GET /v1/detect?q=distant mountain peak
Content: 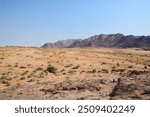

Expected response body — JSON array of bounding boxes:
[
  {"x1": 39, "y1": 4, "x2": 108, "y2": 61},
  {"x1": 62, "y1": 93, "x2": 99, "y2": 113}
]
[
  {"x1": 41, "y1": 33, "x2": 150, "y2": 48},
  {"x1": 41, "y1": 39, "x2": 82, "y2": 48}
]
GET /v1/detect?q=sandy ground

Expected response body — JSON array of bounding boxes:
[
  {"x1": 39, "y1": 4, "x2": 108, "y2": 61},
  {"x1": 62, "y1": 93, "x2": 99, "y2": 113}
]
[{"x1": 0, "y1": 47, "x2": 150, "y2": 99}]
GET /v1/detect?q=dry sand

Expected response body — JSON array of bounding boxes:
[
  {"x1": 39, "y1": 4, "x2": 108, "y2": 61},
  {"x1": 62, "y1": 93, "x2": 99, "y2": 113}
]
[{"x1": 0, "y1": 47, "x2": 150, "y2": 99}]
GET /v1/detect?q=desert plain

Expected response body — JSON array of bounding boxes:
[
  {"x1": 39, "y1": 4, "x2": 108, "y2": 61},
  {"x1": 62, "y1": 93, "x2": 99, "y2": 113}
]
[{"x1": 0, "y1": 47, "x2": 150, "y2": 99}]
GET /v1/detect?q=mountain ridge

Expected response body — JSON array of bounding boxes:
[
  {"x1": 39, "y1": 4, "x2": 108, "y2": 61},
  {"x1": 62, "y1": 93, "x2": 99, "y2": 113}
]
[
  {"x1": 41, "y1": 33, "x2": 150, "y2": 48},
  {"x1": 41, "y1": 39, "x2": 82, "y2": 48}
]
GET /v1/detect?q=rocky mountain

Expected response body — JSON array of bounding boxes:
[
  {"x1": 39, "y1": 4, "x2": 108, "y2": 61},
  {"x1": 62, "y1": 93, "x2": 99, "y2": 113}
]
[
  {"x1": 41, "y1": 39, "x2": 81, "y2": 48},
  {"x1": 69, "y1": 33, "x2": 150, "y2": 48},
  {"x1": 42, "y1": 33, "x2": 150, "y2": 48}
]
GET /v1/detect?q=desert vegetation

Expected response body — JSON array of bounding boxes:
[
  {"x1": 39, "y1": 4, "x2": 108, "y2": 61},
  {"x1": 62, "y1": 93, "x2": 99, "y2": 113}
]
[{"x1": 0, "y1": 47, "x2": 150, "y2": 99}]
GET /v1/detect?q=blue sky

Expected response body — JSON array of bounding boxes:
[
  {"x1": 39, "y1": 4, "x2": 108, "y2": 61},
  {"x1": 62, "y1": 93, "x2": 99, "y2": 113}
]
[{"x1": 0, "y1": 0, "x2": 150, "y2": 46}]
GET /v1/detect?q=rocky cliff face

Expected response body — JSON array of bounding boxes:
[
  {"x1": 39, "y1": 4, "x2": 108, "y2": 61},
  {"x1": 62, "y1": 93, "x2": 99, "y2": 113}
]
[{"x1": 42, "y1": 33, "x2": 150, "y2": 48}]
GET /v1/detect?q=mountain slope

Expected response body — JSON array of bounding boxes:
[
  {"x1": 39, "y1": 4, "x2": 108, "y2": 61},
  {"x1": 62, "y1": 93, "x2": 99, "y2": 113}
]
[
  {"x1": 42, "y1": 33, "x2": 150, "y2": 48},
  {"x1": 41, "y1": 39, "x2": 81, "y2": 48},
  {"x1": 70, "y1": 33, "x2": 150, "y2": 48}
]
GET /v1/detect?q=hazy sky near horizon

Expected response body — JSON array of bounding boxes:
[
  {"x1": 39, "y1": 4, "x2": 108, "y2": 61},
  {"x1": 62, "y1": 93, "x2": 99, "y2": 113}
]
[{"x1": 0, "y1": 0, "x2": 150, "y2": 46}]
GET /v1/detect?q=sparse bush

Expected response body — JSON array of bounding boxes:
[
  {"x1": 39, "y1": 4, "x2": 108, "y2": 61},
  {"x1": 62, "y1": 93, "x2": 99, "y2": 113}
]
[
  {"x1": 128, "y1": 65, "x2": 133, "y2": 68},
  {"x1": 27, "y1": 64, "x2": 32, "y2": 66},
  {"x1": 127, "y1": 70, "x2": 149, "y2": 76},
  {"x1": 92, "y1": 69, "x2": 96, "y2": 73},
  {"x1": 1, "y1": 80, "x2": 11, "y2": 86},
  {"x1": 36, "y1": 67, "x2": 43, "y2": 71},
  {"x1": 27, "y1": 75, "x2": 31, "y2": 78},
  {"x1": 144, "y1": 66, "x2": 147, "y2": 69},
  {"x1": 21, "y1": 70, "x2": 29, "y2": 75},
  {"x1": 20, "y1": 66, "x2": 26, "y2": 69},
  {"x1": 87, "y1": 69, "x2": 97, "y2": 74},
  {"x1": 47, "y1": 65, "x2": 57, "y2": 73},
  {"x1": 20, "y1": 77, "x2": 25, "y2": 80},
  {"x1": 117, "y1": 69, "x2": 126, "y2": 73},
  {"x1": 68, "y1": 70, "x2": 73, "y2": 74},
  {"x1": 112, "y1": 79, "x2": 116, "y2": 83},
  {"x1": 0, "y1": 57, "x2": 4, "y2": 59},
  {"x1": 101, "y1": 62, "x2": 106, "y2": 65},
  {"x1": 65, "y1": 64, "x2": 72, "y2": 67},
  {"x1": 116, "y1": 63, "x2": 120, "y2": 66},
  {"x1": 80, "y1": 70, "x2": 85, "y2": 74},
  {"x1": 72, "y1": 65, "x2": 80, "y2": 69},
  {"x1": 101, "y1": 69, "x2": 109, "y2": 73},
  {"x1": 2, "y1": 73, "x2": 6, "y2": 75},
  {"x1": 27, "y1": 79, "x2": 34, "y2": 82},
  {"x1": 60, "y1": 69, "x2": 65, "y2": 72},
  {"x1": 7, "y1": 64, "x2": 11, "y2": 67},
  {"x1": 111, "y1": 68, "x2": 126, "y2": 73}
]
